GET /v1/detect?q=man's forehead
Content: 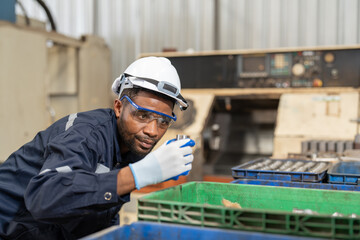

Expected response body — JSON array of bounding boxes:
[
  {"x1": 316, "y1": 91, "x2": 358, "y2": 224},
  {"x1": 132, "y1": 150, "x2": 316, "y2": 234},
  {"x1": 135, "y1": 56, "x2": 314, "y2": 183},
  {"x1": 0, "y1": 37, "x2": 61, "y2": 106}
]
[{"x1": 134, "y1": 90, "x2": 173, "y2": 104}]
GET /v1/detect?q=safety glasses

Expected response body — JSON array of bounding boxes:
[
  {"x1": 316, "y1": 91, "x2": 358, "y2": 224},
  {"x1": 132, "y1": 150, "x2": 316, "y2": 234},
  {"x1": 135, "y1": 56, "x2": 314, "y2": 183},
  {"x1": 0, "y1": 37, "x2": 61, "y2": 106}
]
[{"x1": 120, "y1": 95, "x2": 177, "y2": 129}]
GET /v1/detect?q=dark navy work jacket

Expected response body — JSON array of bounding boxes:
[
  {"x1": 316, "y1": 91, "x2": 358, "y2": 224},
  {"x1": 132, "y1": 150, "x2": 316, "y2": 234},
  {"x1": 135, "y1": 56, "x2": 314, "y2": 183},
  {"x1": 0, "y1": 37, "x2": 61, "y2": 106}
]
[{"x1": 0, "y1": 108, "x2": 141, "y2": 239}]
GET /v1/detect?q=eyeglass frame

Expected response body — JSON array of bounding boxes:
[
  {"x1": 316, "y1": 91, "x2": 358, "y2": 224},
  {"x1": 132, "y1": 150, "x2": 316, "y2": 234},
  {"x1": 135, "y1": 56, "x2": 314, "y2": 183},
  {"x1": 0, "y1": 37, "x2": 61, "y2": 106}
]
[{"x1": 120, "y1": 95, "x2": 177, "y2": 128}]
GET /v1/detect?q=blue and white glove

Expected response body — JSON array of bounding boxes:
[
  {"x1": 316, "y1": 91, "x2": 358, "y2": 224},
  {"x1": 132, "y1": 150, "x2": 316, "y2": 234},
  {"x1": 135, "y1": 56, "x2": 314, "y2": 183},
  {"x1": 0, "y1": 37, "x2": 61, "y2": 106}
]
[{"x1": 129, "y1": 138, "x2": 195, "y2": 190}]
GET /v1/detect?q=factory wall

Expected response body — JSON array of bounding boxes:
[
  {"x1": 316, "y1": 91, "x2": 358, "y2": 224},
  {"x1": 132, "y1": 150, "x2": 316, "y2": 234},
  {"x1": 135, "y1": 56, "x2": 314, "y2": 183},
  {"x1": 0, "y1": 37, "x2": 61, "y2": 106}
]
[{"x1": 17, "y1": 0, "x2": 360, "y2": 83}]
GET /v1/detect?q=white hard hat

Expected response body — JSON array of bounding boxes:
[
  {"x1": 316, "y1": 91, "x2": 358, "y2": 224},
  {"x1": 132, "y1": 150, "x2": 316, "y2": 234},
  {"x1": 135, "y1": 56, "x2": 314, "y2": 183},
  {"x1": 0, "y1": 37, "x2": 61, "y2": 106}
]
[{"x1": 112, "y1": 56, "x2": 188, "y2": 110}]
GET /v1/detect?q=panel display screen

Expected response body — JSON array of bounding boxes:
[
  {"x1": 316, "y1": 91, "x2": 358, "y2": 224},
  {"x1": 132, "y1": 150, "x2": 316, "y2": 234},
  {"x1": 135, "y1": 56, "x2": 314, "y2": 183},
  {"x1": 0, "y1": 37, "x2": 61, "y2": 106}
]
[
  {"x1": 270, "y1": 53, "x2": 291, "y2": 76},
  {"x1": 242, "y1": 56, "x2": 266, "y2": 73}
]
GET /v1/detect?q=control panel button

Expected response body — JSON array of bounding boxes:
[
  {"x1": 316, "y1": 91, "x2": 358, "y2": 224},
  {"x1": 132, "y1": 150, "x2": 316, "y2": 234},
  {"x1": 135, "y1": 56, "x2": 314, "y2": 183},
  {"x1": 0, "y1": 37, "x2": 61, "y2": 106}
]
[
  {"x1": 313, "y1": 78, "x2": 323, "y2": 87},
  {"x1": 324, "y1": 52, "x2": 335, "y2": 63},
  {"x1": 292, "y1": 63, "x2": 305, "y2": 76}
]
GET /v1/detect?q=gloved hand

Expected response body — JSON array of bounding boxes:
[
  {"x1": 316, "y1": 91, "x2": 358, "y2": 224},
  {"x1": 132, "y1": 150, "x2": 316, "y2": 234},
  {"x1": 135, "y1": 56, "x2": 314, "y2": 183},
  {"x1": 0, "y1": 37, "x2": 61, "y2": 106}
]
[{"x1": 129, "y1": 138, "x2": 195, "y2": 190}]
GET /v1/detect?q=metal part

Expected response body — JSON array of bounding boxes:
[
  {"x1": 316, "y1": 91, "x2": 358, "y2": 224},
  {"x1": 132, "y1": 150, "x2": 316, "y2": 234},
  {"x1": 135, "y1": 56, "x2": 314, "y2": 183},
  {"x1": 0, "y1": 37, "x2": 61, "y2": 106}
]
[
  {"x1": 319, "y1": 141, "x2": 327, "y2": 152},
  {"x1": 328, "y1": 141, "x2": 336, "y2": 152},
  {"x1": 345, "y1": 141, "x2": 354, "y2": 150},
  {"x1": 292, "y1": 208, "x2": 318, "y2": 215},
  {"x1": 336, "y1": 141, "x2": 345, "y2": 154},
  {"x1": 243, "y1": 158, "x2": 331, "y2": 174},
  {"x1": 301, "y1": 139, "x2": 355, "y2": 155},
  {"x1": 332, "y1": 212, "x2": 344, "y2": 217},
  {"x1": 176, "y1": 134, "x2": 190, "y2": 140},
  {"x1": 308, "y1": 162, "x2": 328, "y2": 173},
  {"x1": 310, "y1": 141, "x2": 318, "y2": 152}
]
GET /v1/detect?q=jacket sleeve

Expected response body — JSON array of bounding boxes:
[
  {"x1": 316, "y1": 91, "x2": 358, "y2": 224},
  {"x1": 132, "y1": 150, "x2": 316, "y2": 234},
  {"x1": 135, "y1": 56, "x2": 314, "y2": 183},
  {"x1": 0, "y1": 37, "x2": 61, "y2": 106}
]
[{"x1": 24, "y1": 126, "x2": 128, "y2": 223}]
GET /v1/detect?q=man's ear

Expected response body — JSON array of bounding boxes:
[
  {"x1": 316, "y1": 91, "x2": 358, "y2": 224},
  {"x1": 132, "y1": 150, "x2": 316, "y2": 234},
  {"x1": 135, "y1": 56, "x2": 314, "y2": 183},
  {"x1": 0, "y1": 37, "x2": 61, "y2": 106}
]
[{"x1": 114, "y1": 99, "x2": 123, "y2": 118}]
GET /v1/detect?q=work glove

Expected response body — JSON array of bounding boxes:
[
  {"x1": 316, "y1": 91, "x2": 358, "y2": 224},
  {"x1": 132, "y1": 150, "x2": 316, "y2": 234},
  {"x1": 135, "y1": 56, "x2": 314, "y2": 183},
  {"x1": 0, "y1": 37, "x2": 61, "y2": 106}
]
[{"x1": 129, "y1": 138, "x2": 195, "y2": 190}]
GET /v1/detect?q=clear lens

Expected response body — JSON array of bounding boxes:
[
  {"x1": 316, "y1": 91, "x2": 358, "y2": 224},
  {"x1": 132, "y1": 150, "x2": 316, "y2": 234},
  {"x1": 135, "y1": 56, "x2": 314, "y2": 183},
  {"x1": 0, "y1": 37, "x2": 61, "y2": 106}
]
[{"x1": 131, "y1": 109, "x2": 173, "y2": 129}]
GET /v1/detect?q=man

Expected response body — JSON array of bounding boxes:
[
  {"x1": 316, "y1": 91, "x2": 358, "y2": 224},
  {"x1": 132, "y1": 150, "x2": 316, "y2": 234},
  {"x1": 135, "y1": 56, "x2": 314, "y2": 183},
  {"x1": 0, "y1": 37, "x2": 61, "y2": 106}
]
[{"x1": 0, "y1": 57, "x2": 194, "y2": 239}]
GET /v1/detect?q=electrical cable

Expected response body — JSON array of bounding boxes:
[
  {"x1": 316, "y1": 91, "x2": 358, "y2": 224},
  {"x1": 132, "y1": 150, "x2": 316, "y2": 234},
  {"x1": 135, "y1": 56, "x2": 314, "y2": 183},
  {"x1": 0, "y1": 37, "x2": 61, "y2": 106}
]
[
  {"x1": 35, "y1": 0, "x2": 57, "y2": 31},
  {"x1": 16, "y1": 0, "x2": 30, "y2": 26}
]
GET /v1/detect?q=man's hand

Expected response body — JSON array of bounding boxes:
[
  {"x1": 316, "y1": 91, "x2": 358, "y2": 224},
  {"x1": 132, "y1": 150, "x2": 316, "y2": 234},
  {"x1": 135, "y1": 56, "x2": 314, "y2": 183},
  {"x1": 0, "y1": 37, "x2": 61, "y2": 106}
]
[{"x1": 128, "y1": 138, "x2": 195, "y2": 189}]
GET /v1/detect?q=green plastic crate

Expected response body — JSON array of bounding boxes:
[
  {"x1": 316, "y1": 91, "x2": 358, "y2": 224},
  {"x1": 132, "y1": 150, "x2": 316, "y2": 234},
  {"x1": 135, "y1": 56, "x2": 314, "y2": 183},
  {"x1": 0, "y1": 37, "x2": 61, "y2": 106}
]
[{"x1": 138, "y1": 182, "x2": 360, "y2": 239}]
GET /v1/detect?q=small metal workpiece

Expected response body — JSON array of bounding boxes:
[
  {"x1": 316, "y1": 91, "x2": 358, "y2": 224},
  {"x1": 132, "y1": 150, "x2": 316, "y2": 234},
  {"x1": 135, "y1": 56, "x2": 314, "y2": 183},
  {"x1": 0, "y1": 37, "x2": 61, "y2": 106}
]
[
  {"x1": 176, "y1": 134, "x2": 190, "y2": 140},
  {"x1": 244, "y1": 158, "x2": 330, "y2": 174},
  {"x1": 268, "y1": 161, "x2": 282, "y2": 170},
  {"x1": 292, "y1": 208, "x2": 318, "y2": 215},
  {"x1": 287, "y1": 161, "x2": 305, "y2": 172},
  {"x1": 332, "y1": 212, "x2": 344, "y2": 217},
  {"x1": 292, "y1": 208, "x2": 304, "y2": 214},
  {"x1": 309, "y1": 162, "x2": 328, "y2": 173}
]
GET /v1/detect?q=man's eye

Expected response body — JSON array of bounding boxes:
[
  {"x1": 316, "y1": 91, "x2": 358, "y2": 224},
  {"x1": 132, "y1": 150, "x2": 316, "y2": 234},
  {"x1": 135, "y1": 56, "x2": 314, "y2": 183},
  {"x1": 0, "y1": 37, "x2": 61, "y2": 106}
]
[
  {"x1": 139, "y1": 113, "x2": 147, "y2": 119},
  {"x1": 159, "y1": 118, "x2": 170, "y2": 127},
  {"x1": 136, "y1": 111, "x2": 150, "y2": 120}
]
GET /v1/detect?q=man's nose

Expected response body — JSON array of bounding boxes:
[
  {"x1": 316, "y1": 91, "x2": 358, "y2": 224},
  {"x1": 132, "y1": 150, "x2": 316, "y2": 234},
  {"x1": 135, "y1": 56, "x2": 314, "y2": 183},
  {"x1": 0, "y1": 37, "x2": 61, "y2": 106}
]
[{"x1": 143, "y1": 119, "x2": 159, "y2": 137}]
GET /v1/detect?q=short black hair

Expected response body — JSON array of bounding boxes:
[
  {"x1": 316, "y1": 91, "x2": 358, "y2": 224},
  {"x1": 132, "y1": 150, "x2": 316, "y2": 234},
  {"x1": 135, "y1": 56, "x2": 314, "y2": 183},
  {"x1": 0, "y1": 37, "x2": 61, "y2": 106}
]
[{"x1": 120, "y1": 87, "x2": 175, "y2": 108}]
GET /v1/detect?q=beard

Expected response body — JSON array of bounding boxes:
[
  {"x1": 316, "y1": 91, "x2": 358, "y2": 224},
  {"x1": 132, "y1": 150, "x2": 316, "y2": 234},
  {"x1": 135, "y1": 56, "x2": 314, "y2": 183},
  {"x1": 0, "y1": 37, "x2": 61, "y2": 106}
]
[{"x1": 118, "y1": 112, "x2": 158, "y2": 157}]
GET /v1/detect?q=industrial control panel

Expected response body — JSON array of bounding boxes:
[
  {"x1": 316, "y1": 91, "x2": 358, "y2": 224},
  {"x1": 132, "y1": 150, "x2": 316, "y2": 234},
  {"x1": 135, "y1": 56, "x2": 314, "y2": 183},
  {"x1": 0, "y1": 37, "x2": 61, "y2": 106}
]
[{"x1": 166, "y1": 47, "x2": 360, "y2": 88}]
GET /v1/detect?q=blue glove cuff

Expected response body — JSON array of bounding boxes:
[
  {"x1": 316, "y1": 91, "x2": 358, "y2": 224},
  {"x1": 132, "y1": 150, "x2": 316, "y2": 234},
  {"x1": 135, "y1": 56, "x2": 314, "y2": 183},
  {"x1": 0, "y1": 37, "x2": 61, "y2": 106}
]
[{"x1": 129, "y1": 163, "x2": 141, "y2": 190}]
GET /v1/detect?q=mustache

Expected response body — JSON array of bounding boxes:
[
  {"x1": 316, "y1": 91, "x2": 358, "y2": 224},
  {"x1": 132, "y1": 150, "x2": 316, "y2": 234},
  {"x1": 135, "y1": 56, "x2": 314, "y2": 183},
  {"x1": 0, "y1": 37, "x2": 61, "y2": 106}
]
[{"x1": 136, "y1": 135, "x2": 157, "y2": 145}]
